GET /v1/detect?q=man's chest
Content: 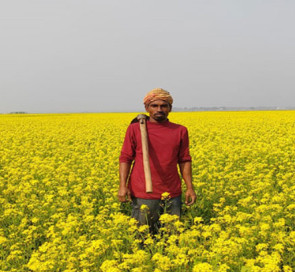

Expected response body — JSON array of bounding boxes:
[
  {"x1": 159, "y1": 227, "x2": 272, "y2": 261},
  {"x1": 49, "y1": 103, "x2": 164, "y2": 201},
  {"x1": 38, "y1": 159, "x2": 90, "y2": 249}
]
[{"x1": 135, "y1": 127, "x2": 181, "y2": 154}]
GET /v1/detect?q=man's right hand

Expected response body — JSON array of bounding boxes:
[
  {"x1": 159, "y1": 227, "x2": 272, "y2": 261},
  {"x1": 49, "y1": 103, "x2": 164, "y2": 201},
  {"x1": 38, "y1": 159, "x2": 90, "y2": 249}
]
[{"x1": 118, "y1": 186, "x2": 131, "y2": 202}]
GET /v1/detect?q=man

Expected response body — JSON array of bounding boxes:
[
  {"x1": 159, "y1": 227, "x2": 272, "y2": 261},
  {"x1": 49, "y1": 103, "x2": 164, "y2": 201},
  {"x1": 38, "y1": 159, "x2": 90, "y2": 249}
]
[{"x1": 118, "y1": 88, "x2": 196, "y2": 233}]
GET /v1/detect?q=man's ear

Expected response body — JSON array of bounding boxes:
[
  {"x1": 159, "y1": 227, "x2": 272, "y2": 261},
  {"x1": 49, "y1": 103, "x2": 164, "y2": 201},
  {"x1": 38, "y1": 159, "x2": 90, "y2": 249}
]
[{"x1": 169, "y1": 104, "x2": 172, "y2": 112}]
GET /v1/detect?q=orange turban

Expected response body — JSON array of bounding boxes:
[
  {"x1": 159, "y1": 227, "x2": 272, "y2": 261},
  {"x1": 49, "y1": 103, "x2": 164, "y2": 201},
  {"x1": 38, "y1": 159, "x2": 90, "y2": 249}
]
[{"x1": 143, "y1": 88, "x2": 173, "y2": 106}]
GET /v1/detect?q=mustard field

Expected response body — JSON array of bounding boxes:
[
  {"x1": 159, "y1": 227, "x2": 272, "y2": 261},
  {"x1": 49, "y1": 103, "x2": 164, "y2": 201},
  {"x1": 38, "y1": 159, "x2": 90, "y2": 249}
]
[{"x1": 1, "y1": 111, "x2": 295, "y2": 272}]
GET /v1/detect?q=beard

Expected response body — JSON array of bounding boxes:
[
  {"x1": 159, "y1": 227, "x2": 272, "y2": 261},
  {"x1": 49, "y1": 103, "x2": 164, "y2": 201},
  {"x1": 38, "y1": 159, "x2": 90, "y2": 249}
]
[{"x1": 153, "y1": 113, "x2": 167, "y2": 122}]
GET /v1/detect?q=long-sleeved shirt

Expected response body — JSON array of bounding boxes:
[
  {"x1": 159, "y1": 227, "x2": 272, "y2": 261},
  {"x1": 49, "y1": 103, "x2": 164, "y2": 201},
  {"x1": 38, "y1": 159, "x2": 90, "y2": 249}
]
[{"x1": 119, "y1": 120, "x2": 191, "y2": 199}]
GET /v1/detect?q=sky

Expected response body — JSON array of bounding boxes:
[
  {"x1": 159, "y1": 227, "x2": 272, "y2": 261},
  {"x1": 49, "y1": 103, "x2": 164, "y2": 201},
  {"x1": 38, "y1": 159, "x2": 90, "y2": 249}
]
[{"x1": 0, "y1": 0, "x2": 294, "y2": 113}]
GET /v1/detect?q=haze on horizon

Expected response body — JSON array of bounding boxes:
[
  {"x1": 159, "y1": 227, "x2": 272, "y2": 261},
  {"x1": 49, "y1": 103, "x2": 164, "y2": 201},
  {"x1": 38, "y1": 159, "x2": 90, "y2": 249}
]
[{"x1": 0, "y1": 1, "x2": 295, "y2": 114}]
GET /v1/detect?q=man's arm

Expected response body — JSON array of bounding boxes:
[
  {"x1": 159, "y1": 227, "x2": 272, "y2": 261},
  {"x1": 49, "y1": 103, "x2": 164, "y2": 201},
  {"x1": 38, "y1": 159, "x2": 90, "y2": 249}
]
[
  {"x1": 179, "y1": 161, "x2": 196, "y2": 206},
  {"x1": 118, "y1": 162, "x2": 132, "y2": 202}
]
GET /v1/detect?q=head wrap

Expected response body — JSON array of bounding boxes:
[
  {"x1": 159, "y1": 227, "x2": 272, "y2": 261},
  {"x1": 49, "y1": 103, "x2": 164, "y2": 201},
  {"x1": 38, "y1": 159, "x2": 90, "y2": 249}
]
[{"x1": 143, "y1": 88, "x2": 173, "y2": 106}]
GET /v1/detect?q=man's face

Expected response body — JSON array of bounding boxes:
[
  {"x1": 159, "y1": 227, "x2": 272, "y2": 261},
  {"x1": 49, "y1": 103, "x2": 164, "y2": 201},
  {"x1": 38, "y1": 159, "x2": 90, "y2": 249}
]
[{"x1": 145, "y1": 100, "x2": 171, "y2": 122}]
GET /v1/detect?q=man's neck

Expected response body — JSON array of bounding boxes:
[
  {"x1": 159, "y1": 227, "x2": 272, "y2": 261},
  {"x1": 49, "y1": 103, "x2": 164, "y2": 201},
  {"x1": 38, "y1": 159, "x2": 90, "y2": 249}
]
[{"x1": 149, "y1": 117, "x2": 168, "y2": 123}]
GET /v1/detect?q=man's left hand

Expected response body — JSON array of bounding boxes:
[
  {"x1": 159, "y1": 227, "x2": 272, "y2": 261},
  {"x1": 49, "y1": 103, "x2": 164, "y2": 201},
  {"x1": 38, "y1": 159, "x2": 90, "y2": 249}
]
[{"x1": 185, "y1": 188, "x2": 196, "y2": 206}]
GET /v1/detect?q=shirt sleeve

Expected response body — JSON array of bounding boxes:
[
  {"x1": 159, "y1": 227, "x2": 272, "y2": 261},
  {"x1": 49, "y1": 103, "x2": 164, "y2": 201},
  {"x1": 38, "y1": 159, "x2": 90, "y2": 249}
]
[
  {"x1": 178, "y1": 127, "x2": 192, "y2": 163},
  {"x1": 119, "y1": 124, "x2": 136, "y2": 163}
]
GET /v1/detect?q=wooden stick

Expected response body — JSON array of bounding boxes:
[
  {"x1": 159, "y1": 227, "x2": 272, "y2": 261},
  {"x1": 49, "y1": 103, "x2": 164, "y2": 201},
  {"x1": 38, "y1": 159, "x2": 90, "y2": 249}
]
[{"x1": 137, "y1": 114, "x2": 153, "y2": 193}]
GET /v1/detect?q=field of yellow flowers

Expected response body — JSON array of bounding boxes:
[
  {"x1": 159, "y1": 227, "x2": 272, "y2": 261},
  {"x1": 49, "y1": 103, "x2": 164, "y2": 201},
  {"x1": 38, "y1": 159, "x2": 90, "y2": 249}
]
[{"x1": 1, "y1": 111, "x2": 295, "y2": 272}]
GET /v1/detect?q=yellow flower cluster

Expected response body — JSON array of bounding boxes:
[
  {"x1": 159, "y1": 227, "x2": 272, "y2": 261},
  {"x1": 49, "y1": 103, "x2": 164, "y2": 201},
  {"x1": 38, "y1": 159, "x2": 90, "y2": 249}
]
[{"x1": 1, "y1": 111, "x2": 295, "y2": 271}]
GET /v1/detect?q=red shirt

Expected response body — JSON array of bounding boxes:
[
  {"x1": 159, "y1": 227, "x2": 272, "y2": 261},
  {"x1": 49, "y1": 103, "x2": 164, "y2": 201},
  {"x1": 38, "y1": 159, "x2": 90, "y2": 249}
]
[{"x1": 119, "y1": 120, "x2": 191, "y2": 199}]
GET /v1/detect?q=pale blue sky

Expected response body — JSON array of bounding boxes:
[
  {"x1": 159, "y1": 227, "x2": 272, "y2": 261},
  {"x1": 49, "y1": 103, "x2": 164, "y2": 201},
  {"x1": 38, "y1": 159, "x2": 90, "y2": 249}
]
[{"x1": 0, "y1": 0, "x2": 294, "y2": 113}]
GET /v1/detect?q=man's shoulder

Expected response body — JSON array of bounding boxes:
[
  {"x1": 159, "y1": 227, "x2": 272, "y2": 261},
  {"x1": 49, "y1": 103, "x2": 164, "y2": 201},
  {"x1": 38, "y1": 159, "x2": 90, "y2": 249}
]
[
  {"x1": 125, "y1": 121, "x2": 141, "y2": 135},
  {"x1": 168, "y1": 121, "x2": 188, "y2": 131}
]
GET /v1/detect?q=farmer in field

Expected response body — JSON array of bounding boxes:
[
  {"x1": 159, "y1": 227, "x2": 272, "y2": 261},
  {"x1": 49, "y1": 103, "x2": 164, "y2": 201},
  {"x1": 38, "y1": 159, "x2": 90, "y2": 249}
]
[{"x1": 118, "y1": 88, "x2": 196, "y2": 233}]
